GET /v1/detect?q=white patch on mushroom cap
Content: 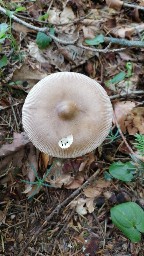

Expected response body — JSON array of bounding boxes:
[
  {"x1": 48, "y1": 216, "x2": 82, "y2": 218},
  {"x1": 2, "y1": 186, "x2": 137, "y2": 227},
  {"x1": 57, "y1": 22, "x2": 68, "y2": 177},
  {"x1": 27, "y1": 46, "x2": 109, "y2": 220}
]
[{"x1": 58, "y1": 134, "x2": 73, "y2": 149}]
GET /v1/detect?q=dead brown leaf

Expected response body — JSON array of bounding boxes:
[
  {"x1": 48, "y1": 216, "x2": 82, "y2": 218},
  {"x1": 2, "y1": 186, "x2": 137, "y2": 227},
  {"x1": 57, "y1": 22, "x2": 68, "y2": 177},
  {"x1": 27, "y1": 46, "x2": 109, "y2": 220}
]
[
  {"x1": 83, "y1": 180, "x2": 111, "y2": 198},
  {"x1": 125, "y1": 107, "x2": 144, "y2": 135},
  {"x1": 65, "y1": 174, "x2": 84, "y2": 189},
  {"x1": 106, "y1": 0, "x2": 123, "y2": 11},
  {"x1": 0, "y1": 132, "x2": 30, "y2": 157},
  {"x1": 70, "y1": 198, "x2": 88, "y2": 215},
  {"x1": 113, "y1": 101, "x2": 136, "y2": 133},
  {"x1": 12, "y1": 63, "x2": 48, "y2": 90},
  {"x1": 12, "y1": 22, "x2": 33, "y2": 36}
]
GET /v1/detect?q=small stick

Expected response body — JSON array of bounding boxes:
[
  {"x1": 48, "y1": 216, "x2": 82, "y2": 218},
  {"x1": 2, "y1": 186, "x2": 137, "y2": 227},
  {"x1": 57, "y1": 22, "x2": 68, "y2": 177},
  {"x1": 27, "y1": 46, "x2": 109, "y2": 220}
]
[
  {"x1": 19, "y1": 169, "x2": 100, "y2": 255},
  {"x1": 77, "y1": 43, "x2": 126, "y2": 53},
  {"x1": 123, "y1": 3, "x2": 144, "y2": 11},
  {"x1": 110, "y1": 90, "x2": 144, "y2": 100},
  {"x1": 16, "y1": 11, "x2": 92, "y2": 26}
]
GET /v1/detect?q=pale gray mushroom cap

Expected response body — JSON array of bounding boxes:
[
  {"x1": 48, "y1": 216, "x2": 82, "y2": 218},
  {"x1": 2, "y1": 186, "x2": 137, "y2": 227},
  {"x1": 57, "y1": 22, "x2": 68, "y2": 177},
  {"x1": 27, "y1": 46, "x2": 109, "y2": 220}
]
[{"x1": 22, "y1": 72, "x2": 113, "y2": 158}]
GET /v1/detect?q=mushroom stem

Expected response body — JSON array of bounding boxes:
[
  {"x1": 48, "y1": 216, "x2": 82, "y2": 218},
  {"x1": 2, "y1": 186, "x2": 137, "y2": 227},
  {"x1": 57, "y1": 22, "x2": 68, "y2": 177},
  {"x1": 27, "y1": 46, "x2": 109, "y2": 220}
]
[{"x1": 56, "y1": 101, "x2": 77, "y2": 120}]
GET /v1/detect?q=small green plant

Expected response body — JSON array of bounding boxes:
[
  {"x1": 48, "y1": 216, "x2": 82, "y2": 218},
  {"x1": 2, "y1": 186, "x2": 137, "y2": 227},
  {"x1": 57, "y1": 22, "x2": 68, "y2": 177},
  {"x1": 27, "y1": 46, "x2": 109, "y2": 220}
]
[
  {"x1": 85, "y1": 34, "x2": 104, "y2": 46},
  {"x1": 21, "y1": 165, "x2": 54, "y2": 199},
  {"x1": 111, "y1": 202, "x2": 144, "y2": 242},
  {"x1": 36, "y1": 27, "x2": 55, "y2": 49},
  {"x1": 38, "y1": 13, "x2": 49, "y2": 21},
  {"x1": 109, "y1": 161, "x2": 136, "y2": 181},
  {"x1": 106, "y1": 129, "x2": 120, "y2": 144},
  {"x1": 134, "y1": 134, "x2": 144, "y2": 156}
]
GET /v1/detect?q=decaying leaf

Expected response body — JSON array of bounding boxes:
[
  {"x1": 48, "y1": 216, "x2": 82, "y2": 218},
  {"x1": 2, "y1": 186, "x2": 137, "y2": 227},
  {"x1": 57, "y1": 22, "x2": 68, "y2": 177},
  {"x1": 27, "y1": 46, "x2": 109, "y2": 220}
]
[
  {"x1": 0, "y1": 132, "x2": 30, "y2": 157},
  {"x1": 70, "y1": 180, "x2": 111, "y2": 215},
  {"x1": 125, "y1": 107, "x2": 144, "y2": 135},
  {"x1": 22, "y1": 144, "x2": 38, "y2": 196},
  {"x1": 114, "y1": 101, "x2": 136, "y2": 133},
  {"x1": 65, "y1": 174, "x2": 84, "y2": 189},
  {"x1": 28, "y1": 42, "x2": 47, "y2": 63},
  {"x1": 83, "y1": 180, "x2": 111, "y2": 198},
  {"x1": 12, "y1": 22, "x2": 33, "y2": 36},
  {"x1": 70, "y1": 198, "x2": 88, "y2": 215},
  {"x1": 48, "y1": 6, "x2": 75, "y2": 24}
]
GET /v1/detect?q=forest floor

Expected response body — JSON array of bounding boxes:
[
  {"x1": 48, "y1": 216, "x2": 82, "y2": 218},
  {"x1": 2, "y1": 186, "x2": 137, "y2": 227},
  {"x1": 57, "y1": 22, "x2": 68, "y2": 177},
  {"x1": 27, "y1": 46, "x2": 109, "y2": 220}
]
[{"x1": 0, "y1": 0, "x2": 144, "y2": 255}]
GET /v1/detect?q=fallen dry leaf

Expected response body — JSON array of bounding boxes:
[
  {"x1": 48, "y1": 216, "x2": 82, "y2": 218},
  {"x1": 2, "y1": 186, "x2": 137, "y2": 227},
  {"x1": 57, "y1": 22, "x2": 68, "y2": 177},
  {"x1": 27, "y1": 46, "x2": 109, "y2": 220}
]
[
  {"x1": 12, "y1": 22, "x2": 33, "y2": 36},
  {"x1": 114, "y1": 101, "x2": 136, "y2": 133},
  {"x1": 71, "y1": 198, "x2": 87, "y2": 215},
  {"x1": 0, "y1": 132, "x2": 30, "y2": 157},
  {"x1": 48, "y1": 6, "x2": 75, "y2": 25},
  {"x1": 86, "y1": 198, "x2": 95, "y2": 213},
  {"x1": 60, "y1": 6, "x2": 75, "y2": 23},
  {"x1": 125, "y1": 107, "x2": 144, "y2": 135},
  {"x1": 12, "y1": 64, "x2": 47, "y2": 88},
  {"x1": 65, "y1": 174, "x2": 84, "y2": 189},
  {"x1": 83, "y1": 180, "x2": 111, "y2": 198},
  {"x1": 28, "y1": 42, "x2": 47, "y2": 63},
  {"x1": 22, "y1": 144, "x2": 38, "y2": 196},
  {"x1": 106, "y1": 0, "x2": 123, "y2": 11}
]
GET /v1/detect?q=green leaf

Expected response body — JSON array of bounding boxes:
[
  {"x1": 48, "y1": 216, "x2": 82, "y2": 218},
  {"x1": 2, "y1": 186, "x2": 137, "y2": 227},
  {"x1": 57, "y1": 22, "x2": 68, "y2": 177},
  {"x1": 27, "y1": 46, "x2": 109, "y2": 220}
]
[
  {"x1": 126, "y1": 62, "x2": 133, "y2": 78},
  {"x1": 15, "y1": 7, "x2": 26, "y2": 12},
  {"x1": 85, "y1": 34, "x2": 104, "y2": 46},
  {"x1": 106, "y1": 71, "x2": 126, "y2": 87},
  {"x1": 6, "y1": 9, "x2": 14, "y2": 18},
  {"x1": 0, "y1": 23, "x2": 9, "y2": 39},
  {"x1": 111, "y1": 202, "x2": 144, "y2": 242},
  {"x1": 38, "y1": 13, "x2": 49, "y2": 21},
  {"x1": 0, "y1": 55, "x2": 8, "y2": 68},
  {"x1": 104, "y1": 171, "x2": 113, "y2": 181},
  {"x1": 36, "y1": 28, "x2": 54, "y2": 49},
  {"x1": 109, "y1": 161, "x2": 135, "y2": 181}
]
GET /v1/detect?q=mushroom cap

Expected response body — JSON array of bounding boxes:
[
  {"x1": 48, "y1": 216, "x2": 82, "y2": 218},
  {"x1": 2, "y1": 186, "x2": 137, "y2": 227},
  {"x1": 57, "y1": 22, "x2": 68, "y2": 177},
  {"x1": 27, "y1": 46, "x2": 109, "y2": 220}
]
[{"x1": 22, "y1": 72, "x2": 113, "y2": 158}]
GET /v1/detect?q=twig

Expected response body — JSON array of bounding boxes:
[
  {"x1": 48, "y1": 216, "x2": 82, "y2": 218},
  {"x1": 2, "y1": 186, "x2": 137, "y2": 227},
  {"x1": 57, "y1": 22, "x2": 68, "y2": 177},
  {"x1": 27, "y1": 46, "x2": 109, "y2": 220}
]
[
  {"x1": 16, "y1": 11, "x2": 92, "y2": 26},
  {"x1": 0, "y1": 6, "x2": 77, "y2": 45},
  {"x1": 105, "y1": 36, "x2": 144, "y2": 48},
  {"x1": 77, "y1": 43, "x2": 126, "y2": 53},
  {"x1": 110, "y1": 90, "x2": 144, "y2": 100},
  {"x1": 123, "y1": 3, "x2": 144, "y2": 11},
  {"x1": 19, "y1": 169, "x2": 100, "y2": 255}
]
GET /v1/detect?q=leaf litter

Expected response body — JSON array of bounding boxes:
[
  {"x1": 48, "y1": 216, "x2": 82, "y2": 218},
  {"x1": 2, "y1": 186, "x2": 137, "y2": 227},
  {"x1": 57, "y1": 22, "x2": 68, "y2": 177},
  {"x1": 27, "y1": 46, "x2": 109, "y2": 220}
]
[{"x1": 0, "y1": 0, "x2": 144, "y2": 255}]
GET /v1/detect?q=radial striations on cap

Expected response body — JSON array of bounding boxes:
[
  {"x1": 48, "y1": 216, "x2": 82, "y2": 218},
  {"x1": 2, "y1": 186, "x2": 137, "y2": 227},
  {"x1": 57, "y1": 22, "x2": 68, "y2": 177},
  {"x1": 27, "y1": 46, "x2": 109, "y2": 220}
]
[{"x1": 22, "y1": 72, "x2": 113, "y2": 158}]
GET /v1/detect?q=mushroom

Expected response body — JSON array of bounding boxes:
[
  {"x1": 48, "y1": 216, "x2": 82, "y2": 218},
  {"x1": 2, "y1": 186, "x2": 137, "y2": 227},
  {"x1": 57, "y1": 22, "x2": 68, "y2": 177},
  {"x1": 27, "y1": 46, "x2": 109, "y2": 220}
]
[{"x1": 22, "y1": 72, "x2": 113, "y2": 158}]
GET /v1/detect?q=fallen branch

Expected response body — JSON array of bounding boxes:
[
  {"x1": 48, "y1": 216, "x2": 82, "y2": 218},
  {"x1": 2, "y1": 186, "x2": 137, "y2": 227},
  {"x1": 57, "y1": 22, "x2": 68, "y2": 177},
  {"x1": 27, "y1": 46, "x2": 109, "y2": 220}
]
[
  {"x1": 105, "y1": 37, "x2": 144, "y2": 48},
  {"x1": 78, "y1": 43, "x2": 126, "y2": 53},
  {"x1": 0, "y1": 6, "x2": 78, "y2": 45},
  {"x1": 110, "y1": 90, "x2": 144, "y2": 100},
  {"x1": 123, "y1": 2, "x2": 144, "y2": 11},
  {"x1": 16, "y1": 11, "x2": 92, "y2": 27},
  {"x1": 1, "y1": 5, "x2": 144, "y2": 50},
  {"x1": 19, "y1": 169, "x2": 100, "y2": 255}
]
